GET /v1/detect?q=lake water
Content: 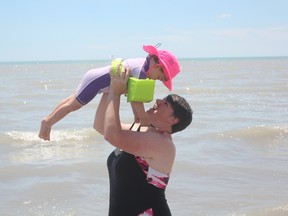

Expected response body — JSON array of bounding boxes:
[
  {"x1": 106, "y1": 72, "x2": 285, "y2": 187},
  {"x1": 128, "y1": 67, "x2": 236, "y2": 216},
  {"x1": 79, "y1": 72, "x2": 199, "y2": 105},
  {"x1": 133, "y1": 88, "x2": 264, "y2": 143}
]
[{"x1": 0, "y1": 57, "x2": 288, "y2": 215}]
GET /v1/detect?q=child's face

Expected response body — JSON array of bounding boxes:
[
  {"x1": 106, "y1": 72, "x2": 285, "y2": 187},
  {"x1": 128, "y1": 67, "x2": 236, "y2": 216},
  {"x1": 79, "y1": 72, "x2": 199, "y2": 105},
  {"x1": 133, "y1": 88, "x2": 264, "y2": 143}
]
[{"x1": 146, "y1": 64, "x2": 167, "y2": 81}]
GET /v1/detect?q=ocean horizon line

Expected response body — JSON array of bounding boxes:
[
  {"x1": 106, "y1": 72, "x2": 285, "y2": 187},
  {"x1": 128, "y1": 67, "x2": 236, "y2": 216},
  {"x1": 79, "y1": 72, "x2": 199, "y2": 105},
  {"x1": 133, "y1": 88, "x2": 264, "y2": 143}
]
[{"x1": 1, "y1": 55, "x2": 288, "y2": 65}]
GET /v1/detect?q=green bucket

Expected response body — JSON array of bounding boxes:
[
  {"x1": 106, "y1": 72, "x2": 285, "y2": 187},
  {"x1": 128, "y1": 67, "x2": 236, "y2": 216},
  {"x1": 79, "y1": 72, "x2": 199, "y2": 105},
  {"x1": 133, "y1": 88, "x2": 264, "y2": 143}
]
[
  {"x1": 127, "y1": 77, "x2": 155, "y2": 103},
  {"x1": 111, "y1": 58, "x2": 155, "y2": 103}
]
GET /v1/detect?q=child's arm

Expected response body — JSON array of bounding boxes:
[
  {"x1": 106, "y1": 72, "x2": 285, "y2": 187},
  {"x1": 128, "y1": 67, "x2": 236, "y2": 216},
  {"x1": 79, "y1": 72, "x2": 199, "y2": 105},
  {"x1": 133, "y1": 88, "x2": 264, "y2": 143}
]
[
  {"x1": 131, "y1": 102, "x2": 140, "y2": 123},
  {"x1": 130, "y1": 102, "x2": 150, "y2": 127}
]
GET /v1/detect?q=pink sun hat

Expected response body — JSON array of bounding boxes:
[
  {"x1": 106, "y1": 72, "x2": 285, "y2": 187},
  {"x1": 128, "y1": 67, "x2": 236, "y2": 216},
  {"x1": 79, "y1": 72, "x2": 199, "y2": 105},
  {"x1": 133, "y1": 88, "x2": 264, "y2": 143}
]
[{"x1": 143, "y1": 45, "x2": 180, "y2": 91}]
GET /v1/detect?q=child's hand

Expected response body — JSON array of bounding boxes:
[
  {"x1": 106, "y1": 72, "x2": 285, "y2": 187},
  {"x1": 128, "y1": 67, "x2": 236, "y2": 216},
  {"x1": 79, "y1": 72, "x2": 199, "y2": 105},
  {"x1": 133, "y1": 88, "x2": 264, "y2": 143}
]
[
  {"x1": 133, "y1": 112, "x2": 150, "y2": 126},
  {"x1": 139, "y1": 116, "x2": 150, "y2": 127},
  {"x1": 130, "y1": 101, "x2": 149, "y2": 126},
  {"x1": 134, "y1": 114, "x2": 140, "y2": 123}
]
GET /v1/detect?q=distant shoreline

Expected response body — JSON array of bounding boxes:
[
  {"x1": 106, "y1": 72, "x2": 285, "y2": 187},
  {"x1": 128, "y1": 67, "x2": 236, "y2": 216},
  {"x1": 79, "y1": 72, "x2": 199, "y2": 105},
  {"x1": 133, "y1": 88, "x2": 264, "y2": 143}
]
[{"x1": 1, "y1": 56, "x2": 288, "y2": 65}]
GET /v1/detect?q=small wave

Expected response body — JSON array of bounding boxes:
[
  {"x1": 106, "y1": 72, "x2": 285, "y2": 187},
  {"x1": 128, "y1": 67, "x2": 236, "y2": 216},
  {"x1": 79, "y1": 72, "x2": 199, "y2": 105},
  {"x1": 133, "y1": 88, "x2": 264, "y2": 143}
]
[
  {"x1": 1, "y1": 128, "x2": 106, "y2": 164},
  {"x1": 244, "y1": 203, "x2": 288, "y2": 216},
  {"x1": 2, "y1": 128, "x2": 100, "y2": 145},
  {"x1": 217, "y1": 125, "x2": 288, "y2": 145}
]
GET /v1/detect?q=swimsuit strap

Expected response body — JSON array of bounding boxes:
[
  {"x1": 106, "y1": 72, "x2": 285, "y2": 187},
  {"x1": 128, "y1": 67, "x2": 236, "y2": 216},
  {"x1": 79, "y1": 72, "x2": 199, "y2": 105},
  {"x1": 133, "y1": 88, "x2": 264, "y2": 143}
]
[
  {"x1": 129, "y1": 122, "x2": 141, "y2": 132},
  {"x1": 130, "y1": 123, "x2": 171, "y2": 134}
]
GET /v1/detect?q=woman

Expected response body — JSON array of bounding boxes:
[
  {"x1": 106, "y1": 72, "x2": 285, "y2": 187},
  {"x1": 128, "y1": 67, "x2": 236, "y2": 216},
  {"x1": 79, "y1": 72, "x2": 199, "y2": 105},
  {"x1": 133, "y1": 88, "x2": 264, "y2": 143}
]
[{"x1": 95, "y1": 67, "x2": 192, "y2": 215}]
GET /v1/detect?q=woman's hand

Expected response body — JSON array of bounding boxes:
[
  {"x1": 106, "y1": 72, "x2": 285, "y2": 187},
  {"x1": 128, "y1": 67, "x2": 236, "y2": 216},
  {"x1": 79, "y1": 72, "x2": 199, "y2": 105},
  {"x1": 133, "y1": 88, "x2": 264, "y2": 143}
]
[{"x1": 109, "y1": 64, "x2": 130, "y2": 95}]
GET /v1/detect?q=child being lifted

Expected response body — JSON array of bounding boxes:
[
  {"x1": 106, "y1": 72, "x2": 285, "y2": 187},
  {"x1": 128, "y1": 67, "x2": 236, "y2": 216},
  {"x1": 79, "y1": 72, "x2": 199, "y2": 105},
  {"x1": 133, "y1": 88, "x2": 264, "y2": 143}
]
[{"x1": 38, "y1": 44, "x2": 180, "y2": 141}]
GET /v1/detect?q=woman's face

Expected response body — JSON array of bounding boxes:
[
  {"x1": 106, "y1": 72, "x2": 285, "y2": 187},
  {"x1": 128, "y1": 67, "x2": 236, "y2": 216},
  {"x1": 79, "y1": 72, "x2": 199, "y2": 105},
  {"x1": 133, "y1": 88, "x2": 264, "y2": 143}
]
[{"x1": 148, "y1": 98, "x2": 174, "y2": 119}]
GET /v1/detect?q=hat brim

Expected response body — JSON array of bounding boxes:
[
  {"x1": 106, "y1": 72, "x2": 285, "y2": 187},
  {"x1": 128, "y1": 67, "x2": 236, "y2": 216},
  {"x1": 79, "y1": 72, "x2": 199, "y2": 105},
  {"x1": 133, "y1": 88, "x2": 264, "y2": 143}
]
[
  {"x1": 158, "y1": 57, "x2": 172, "y2": 90},
  {"x1": 143, "y1": 45, "x2": 158, "y2": 56},
  {"x1": 162, "y1": 79, "x2": 172, "y2": 91}
]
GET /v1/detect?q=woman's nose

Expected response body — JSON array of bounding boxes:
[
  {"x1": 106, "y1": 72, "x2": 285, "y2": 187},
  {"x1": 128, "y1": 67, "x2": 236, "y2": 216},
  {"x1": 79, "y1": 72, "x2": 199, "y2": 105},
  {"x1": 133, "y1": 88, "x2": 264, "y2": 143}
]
[{"x1": 156, "y1": 99, "x2": 164, "y2": 105}]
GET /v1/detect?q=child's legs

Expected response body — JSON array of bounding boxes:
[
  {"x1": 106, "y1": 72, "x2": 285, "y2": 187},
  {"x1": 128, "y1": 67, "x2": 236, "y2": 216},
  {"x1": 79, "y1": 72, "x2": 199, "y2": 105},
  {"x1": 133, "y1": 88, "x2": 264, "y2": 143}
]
[
  {"x1": 48, "y1": 94, "x2": 77, "y2": 117},
  {"x1": 39, "y1": 94, "x2": 83, "y2": 141},
  {"x1": 46, "y1": 93, "x2": 83, "y2": 126}
]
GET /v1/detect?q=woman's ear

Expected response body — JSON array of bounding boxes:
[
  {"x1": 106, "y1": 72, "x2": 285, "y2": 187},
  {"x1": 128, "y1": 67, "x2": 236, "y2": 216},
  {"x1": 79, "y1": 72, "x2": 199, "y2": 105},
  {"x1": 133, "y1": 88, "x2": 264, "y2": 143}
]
[{"x1": 169, "y1": 116, "x2": 179, "y2": 125}]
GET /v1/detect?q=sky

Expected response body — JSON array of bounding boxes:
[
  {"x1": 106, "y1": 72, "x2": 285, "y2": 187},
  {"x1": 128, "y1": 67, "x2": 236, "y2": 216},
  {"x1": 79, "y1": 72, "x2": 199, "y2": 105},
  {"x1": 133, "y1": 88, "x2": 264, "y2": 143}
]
[{"x1": 1, "y1": 0, "x2": 288, "y2": 62}]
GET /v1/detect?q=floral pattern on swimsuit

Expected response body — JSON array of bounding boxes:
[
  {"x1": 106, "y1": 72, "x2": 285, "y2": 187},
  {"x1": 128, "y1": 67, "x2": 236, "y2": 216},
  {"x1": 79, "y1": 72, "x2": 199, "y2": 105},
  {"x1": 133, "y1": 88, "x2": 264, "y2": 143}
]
[
  {"x1": 138, "y1": 208, "x2": 153, "y2": 216},
  {"x1": 135, "y1": 156, "x2": 170, "y2": 189}
]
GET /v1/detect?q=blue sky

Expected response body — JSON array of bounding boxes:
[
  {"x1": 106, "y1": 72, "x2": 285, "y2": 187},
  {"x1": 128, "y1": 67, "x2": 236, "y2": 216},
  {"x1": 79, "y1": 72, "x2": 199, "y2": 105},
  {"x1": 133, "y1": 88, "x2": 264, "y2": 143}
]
[{"x1": 1, "y1": 0, "x2": 288, "y2": 61}]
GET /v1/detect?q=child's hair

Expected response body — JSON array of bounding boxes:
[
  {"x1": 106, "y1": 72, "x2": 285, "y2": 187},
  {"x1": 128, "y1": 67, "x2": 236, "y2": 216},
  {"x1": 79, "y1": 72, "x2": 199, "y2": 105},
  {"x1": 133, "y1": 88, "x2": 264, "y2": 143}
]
[{"x1": 149, "y1": 55, "x2": 159, "y2": 63}]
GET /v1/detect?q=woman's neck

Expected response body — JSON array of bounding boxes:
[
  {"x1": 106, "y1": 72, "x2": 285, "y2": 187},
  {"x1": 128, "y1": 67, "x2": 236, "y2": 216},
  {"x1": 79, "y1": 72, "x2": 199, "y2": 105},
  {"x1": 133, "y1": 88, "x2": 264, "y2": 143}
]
[{"x1": 149, "y1": 123, "x2": 171, "y2": 135}]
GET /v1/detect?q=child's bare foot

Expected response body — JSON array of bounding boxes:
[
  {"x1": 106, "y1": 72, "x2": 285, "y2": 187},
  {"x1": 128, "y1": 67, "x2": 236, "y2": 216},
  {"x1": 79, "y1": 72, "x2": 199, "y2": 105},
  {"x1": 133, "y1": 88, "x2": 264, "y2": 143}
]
[{"x1": 38, "y1": 118, "x2": 52, "y2": 141}]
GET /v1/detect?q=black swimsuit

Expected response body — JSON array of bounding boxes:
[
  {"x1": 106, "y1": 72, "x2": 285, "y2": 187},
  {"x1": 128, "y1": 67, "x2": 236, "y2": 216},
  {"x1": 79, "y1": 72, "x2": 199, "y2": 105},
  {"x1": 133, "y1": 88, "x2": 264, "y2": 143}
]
[{"x1": 107, "y1": 143, "x2": 172, "y2": 216}]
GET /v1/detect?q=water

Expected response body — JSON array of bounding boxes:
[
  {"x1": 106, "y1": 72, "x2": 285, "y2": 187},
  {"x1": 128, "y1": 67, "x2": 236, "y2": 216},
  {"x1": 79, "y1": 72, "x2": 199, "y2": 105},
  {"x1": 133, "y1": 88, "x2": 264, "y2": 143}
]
[{"x1": 1, "y1": 57, "x2": 288, "y2": 215}]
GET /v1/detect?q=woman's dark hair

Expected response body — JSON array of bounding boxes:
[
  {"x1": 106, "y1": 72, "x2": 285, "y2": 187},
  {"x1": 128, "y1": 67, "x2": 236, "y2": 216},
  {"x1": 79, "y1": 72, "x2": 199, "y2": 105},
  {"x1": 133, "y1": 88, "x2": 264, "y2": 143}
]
[{"x1": 164, "y1": 94, "x2": 193, "y2": 134}]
